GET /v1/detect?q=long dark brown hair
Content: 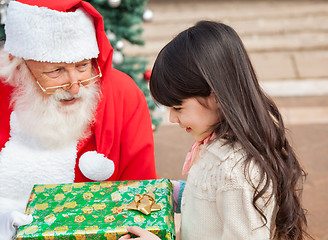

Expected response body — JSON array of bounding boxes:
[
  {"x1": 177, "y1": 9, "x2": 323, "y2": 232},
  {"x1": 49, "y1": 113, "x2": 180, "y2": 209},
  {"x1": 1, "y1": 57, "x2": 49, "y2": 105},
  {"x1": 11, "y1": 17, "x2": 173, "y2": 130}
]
[{"x1": 150, "y1": 20, "x2": 310, "y2": 239}]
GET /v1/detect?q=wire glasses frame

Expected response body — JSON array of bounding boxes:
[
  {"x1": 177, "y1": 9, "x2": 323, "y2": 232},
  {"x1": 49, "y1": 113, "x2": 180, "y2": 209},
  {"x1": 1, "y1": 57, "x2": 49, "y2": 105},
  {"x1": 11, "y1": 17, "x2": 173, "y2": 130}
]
[{"x1": 24, "y1": 60, "x2": 102, "y2": 95}]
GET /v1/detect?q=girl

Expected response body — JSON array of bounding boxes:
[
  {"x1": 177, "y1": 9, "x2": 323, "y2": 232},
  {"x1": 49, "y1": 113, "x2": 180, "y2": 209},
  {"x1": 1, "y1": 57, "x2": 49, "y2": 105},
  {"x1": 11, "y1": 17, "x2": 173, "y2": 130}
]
[{"x1": 120, "y1": 21, "x2": 310, "y2": 239}]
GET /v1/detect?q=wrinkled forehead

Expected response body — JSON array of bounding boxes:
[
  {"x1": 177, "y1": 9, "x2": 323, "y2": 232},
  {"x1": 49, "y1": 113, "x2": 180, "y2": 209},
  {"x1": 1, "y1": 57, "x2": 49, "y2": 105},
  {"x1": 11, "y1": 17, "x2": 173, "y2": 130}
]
[{"x1": 24, "y1": 59, "x2": 94, "y2": 73}]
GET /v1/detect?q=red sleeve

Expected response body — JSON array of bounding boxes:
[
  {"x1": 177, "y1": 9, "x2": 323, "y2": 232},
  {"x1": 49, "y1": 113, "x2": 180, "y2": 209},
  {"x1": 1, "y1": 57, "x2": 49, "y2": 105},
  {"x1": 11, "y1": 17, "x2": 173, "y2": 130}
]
[
  {"x1": 117, "y1": 89, "x2": 157, "y2": 180},
  {"x1": 0, "y1": 82, "x2": 13, "y2": 150},
  {"x1": 76, "y1": 68, "x2": 158, "y2": 182}
]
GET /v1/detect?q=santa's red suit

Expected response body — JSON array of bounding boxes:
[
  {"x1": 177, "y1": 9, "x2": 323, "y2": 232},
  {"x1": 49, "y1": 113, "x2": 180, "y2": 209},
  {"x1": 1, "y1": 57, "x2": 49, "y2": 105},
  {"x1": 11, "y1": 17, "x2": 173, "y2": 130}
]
[{"x1": 0, "y1": 0, "x2": 157, "y2": 216}]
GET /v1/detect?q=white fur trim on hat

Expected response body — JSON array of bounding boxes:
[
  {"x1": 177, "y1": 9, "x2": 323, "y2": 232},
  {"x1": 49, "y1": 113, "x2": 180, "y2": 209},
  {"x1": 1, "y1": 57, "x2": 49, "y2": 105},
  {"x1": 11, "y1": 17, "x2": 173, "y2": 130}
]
[
  {"x1": 4, "y1": 1, "x2": 99, "y2": 63},
  {"x1": 79, "y1": 151, "x2": 115, "y2": 181}
]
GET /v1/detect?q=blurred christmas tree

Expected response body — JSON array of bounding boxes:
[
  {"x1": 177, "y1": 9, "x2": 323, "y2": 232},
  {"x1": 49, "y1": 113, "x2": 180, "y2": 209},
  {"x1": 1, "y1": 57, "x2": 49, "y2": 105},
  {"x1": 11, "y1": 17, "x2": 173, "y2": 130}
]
[
  {"x1": 0, "y1": 0, "x2": 162, "y2": 130},
  {"x1": 0, "y1": 0, "x2": 9, "y2": 41}
]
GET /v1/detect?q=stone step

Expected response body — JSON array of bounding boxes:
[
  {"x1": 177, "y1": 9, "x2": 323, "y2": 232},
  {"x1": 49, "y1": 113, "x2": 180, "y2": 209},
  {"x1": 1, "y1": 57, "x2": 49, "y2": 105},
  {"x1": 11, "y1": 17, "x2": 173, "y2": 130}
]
[
  {"x1": 249, "y1": 51, "x2": 328, "y2": 81},
  {"x1": 147, "y1": 1, "x2": 328, "y2": 23},
  {"x1": 122, "y1": 1, "x2": 328, "y2": 82},
  {"x1": 125, "y1": 48, "x2": 328, "y2": 81},
  {"x1": 261, "y1": 79, "x2": 328, "y2": 97},
  {"x1": 125, "y1": 33, "x2": 328, "y2": 57},
  {"x1": 144, "y1": 8, "x2": 328, "y2": 42},
  {"x1": 140, "y1": 1, "x2": 328, "y2": 50}
]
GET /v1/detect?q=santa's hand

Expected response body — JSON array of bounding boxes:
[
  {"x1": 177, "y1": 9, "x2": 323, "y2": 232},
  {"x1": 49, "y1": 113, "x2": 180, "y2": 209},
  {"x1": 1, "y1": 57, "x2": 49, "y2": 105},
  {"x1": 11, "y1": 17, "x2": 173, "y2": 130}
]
[{"x1": 0, "y1": 211, "x2": 33, "y2": 240}]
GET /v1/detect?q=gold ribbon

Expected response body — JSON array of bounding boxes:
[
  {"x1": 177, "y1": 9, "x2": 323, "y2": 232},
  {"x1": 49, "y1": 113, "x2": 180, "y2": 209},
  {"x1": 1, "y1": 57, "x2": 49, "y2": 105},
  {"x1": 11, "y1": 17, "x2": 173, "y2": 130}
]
[{"x1": 126, "y1": 191, "x2": 161, "y2": 215}]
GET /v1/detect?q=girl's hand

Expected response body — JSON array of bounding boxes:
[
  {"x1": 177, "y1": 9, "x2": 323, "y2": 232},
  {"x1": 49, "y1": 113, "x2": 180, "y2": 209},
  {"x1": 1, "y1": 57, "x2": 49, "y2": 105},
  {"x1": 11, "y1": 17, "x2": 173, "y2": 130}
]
[{"x1": 119, "y1": 226, "x2": 160, "y2": 240}]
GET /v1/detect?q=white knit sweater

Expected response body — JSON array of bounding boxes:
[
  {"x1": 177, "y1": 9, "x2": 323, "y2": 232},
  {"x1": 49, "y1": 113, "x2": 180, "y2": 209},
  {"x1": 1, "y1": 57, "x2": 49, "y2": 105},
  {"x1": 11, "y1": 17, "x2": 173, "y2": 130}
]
[{"x1": 180, "y1": 139, "x2": 276, "y2": 240}]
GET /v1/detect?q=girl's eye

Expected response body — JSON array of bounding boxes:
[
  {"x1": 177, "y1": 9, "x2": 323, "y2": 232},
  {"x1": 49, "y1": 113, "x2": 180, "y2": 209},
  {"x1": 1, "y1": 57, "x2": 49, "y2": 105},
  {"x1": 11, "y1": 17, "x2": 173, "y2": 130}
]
[{"x1": 173, "y1": 107, "x2": 182, "y2": 111}]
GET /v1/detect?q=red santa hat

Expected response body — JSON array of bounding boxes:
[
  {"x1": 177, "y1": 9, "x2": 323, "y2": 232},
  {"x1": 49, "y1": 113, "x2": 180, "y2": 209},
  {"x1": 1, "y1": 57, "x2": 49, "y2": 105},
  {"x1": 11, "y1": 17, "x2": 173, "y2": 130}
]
[
  {"x1": 4, "y1": 1, "x2": 99, "y2": 63},
  {"x1": 2, "y1": 0, "x2": 116, "y2": 181},
  {"x1": 4, "y1": 0, "x2": 113, "y2": 68}
]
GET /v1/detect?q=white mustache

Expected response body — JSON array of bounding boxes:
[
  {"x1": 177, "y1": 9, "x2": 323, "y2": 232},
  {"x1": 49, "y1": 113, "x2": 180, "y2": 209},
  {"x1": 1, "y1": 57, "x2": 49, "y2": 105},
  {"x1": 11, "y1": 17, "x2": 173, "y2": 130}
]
[{"x1": 53, "y1": 90, "x2": 81, "y2": 101}]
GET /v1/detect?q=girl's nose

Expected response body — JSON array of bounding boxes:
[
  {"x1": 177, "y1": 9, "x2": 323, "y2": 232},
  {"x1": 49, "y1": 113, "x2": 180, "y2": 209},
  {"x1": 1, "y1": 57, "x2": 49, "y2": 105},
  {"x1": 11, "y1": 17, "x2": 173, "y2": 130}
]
[{"x1": 169, "y1": 108, "x2": 179, "y2": 123}]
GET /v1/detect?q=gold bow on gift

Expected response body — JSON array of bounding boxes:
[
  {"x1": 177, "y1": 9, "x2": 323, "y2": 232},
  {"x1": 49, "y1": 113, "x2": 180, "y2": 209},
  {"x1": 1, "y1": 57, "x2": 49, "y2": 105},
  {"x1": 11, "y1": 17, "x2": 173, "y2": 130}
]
[{"x1": 126, "y1": 191, "x2": 161, "y2": 215}]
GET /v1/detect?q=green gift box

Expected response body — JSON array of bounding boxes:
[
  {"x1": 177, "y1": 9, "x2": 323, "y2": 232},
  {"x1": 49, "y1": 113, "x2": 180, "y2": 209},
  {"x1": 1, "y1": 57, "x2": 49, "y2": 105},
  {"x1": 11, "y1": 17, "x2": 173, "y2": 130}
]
[{"x1": 15, "y1": 178, "x2": 175, "y2": 240}]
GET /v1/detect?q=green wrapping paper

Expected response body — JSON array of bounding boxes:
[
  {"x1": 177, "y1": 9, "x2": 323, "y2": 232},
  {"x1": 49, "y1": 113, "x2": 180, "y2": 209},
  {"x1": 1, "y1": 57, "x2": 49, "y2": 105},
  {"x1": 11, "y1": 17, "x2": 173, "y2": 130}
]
[{"x1": 15, "y1": 179, "x2": 175, "y2": 240}]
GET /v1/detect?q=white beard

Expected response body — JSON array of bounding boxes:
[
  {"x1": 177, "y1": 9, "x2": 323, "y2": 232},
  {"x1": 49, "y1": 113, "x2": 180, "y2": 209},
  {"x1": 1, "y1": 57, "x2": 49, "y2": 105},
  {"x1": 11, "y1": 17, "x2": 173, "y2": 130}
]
[{"x1": 11, "y1": 67, "x2": 101, "y2": 149}]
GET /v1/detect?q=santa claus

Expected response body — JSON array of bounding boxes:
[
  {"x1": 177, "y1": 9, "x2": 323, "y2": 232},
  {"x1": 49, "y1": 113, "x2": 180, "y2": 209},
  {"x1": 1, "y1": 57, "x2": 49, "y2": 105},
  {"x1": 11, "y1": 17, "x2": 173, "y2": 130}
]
[{"x1": 0, "y1": 0, "x2": 157, "y2": 238}]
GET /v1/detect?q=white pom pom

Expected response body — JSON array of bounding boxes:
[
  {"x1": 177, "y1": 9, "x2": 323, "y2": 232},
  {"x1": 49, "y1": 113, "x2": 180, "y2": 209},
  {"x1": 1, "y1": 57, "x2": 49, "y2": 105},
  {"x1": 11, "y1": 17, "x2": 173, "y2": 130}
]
[{"x1": 79, "y1": 151, "x2": 115, "y2": 181}]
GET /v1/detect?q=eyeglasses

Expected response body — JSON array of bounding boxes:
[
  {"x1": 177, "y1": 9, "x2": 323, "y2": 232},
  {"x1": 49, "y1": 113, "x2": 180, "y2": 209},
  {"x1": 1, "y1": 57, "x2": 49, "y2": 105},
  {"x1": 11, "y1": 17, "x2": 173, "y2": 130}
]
[{"x1": 24, "y1": 60, "x2": 102, "y2": 95}]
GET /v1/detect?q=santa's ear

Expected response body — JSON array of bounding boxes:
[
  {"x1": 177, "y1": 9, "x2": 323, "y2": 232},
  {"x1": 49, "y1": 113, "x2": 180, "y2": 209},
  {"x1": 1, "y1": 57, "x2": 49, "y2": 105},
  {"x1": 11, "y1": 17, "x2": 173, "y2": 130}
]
[
  {"x1": 8, "y1": 54, "x2": 21, "y2": 70},
  {"x1": 9, "y1": 54, "x2": 24, "y2": 71}
]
